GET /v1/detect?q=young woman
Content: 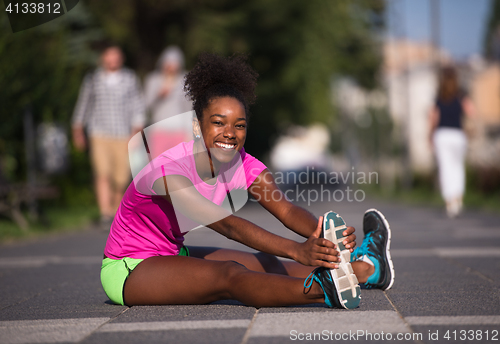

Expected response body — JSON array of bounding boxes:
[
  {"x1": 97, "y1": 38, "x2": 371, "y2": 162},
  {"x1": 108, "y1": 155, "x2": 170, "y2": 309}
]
[
  {"x1": 429, "y1": 66, "x2": 475, "y2": 218},
  {"x1": 101, "y1": 53, "x2": 394, "y2": 309}
]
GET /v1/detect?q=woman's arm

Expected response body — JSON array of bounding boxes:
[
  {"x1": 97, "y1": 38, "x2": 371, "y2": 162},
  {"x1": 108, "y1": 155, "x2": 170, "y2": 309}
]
[
  {"x1": 249, "y1": 169, "x2": 317, "y2": 237},
  {"x1": 152, "y1": 175, "x2": 340, "y2": 268},
  {"x1": 428, "y1": 105, "x2": 440, "y2": 146},
  {"x1": 211, "y1": 213, "x2": 339, "y2": 268},
  {"x1": 248, "y1": 169, "x2": 356, "y2": 250},
  {"x1": 461, "y1": 96, "x2": 476, "y2": 119}
]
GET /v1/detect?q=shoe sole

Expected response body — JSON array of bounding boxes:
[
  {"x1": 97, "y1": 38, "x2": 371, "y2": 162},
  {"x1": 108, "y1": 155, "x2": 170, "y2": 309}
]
[
  {"x1": 323, "y1": 211, "x2": 361, "y2": 309},
  {"x1": 364, "y1": 208, "x2": 395, "y2": 291}
]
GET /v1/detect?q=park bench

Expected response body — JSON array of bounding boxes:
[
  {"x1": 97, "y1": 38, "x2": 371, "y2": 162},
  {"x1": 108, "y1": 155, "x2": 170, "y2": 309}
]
[{"x1": 0, "y1": 183, "x2": 59, "y2": 231}]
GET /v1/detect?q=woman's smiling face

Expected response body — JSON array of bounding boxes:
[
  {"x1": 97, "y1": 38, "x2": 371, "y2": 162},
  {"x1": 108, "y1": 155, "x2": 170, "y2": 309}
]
[{"x1": 200, "y1": 96, "x2": 247, "y2": 164}]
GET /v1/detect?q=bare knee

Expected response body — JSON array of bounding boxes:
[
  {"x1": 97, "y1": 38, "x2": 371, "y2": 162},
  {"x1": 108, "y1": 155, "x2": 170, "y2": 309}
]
[
  {"x1": 223, "y1": 260, "x2": 248, "y2": 278},
  {"x1": 217, "y1": 260, "x2": 250, "y2": 297}
]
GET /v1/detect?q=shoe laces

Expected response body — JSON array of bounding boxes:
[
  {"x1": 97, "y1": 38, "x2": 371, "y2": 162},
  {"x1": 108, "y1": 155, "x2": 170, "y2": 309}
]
[
  {"x1": 355, "y1": 231, "x2": 374, "y2": 258},
  {"x1": 304, "y1": 267, "x2": 320, "y2": 289}
]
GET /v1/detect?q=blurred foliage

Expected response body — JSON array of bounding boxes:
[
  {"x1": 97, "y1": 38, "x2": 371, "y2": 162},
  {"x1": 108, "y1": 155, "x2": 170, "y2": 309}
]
[
  {"x1": 0, "y1": 0, "x2": 385, "y2": 227},
  {"x1": 331, "y1": 107, "x2": 396, "y2": 164},
  {"x1": 0, "y1": 2, "x2": 101, "y2": 212},
  {"x1": 483, "y1": 0, "x2": 500, "y2": 59}
]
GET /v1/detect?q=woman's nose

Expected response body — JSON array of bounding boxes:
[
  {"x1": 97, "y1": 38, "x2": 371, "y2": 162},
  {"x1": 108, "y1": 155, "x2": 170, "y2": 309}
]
[{"x1": 224, "y1": 126, "x2": 236, "y2": 138}]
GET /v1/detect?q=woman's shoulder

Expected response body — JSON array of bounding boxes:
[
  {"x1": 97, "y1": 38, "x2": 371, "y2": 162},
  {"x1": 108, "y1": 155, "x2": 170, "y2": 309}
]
[
  {"x1": 239, "y1": 148, "x2": 267, "y2": 186},
  {"x1": 158, "y1": 141, "x2": 194, "y2": 165},
  {"x1": 134, "y1": 140, "x2": 195, "y2": 194}
]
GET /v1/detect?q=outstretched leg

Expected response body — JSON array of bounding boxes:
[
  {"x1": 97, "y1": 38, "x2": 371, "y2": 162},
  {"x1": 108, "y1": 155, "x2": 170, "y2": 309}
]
[
  {"x1": 187, "y1": 246, "x2": 314, "y2": 277},
  {"x1": 188, "y1": 246, "x2": 374, "y2": 282},
  {"x1": 123, "y1": 255, "x2": 324, "y2": 307}
]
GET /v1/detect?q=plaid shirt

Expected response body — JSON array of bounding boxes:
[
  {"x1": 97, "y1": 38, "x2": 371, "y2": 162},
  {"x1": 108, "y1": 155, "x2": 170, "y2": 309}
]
[{"x1": 72, "y1": 68, "x2": 146, "y2": 138}]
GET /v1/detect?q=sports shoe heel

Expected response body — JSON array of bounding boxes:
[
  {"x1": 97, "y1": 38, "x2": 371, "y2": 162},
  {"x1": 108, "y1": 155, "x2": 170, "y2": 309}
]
[{"x1": 352, "y1": 209, "x2": 395, "y2": 291}]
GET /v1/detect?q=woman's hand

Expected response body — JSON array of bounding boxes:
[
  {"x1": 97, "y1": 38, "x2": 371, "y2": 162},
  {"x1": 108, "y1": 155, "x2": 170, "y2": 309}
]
[
  {"x1": 292, "y1": 217, "x2": 341, "y2": 268},
  {"x1": 72, "y1": 126, "x2": 86, "y2": 151},
  {"x1": 342, "y1": 226, "x2": 357, "y2": 252}
]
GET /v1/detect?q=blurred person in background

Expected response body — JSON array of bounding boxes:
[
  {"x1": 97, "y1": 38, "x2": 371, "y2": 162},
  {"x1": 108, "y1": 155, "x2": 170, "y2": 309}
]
[
  {"x1": 72, "y1": 45, "x2": 146, "y2": 228},
  {"x1": 429, "y1": 66, "x2": 475, "y2": 218},
  {"x1": 144, "y1": 46, "x2": 193, "y2": 159}
]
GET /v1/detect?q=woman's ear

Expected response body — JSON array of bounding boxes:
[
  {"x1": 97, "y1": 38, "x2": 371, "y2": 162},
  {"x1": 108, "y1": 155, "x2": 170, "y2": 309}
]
[{"x1": 192, "y1": 118, "x2": 202, "y2": 139}]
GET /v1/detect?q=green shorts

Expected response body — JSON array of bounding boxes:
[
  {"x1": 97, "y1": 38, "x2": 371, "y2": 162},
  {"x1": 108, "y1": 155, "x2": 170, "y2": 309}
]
[{"x1": 101, "y1": 246, "x2": 190, "y2": 306}]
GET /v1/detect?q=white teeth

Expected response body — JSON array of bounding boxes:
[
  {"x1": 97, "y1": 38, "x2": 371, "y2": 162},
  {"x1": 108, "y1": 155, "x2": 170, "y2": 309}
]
[{"x1": 216, "y1": 142, "x2": 235, "y2": 149}]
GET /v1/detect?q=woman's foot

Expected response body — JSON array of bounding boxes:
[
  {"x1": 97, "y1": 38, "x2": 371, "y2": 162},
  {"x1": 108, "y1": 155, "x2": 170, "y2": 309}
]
[
  {"x1": 304, "y1": 267, "x2": 360, "y2": 309},
  {"x1": 446, "y1": 197, "x2": 463, "y2": 218},
  {"x1": 351, "y1": 209, "x2": 395, "y2": 290},
  {"x1": 313, "y1": 211, "x2": 361, "y2": 309}
]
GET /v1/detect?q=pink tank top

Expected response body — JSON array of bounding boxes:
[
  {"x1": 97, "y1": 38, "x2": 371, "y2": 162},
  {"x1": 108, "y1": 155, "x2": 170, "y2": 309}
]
[{"x1": 104, "y1": 140, "x2": 266, "y2": 259}]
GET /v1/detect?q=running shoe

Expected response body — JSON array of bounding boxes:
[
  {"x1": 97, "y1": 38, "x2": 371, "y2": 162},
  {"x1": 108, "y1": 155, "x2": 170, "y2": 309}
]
[
  {"x1": 351, "y1": 208, "x2": 395, "y2": 290},
  {"x1": 305, "y1": 211, "x2": 361, "y2": 309},
  {"x1": 304, "y1": 267, "x2": 343, "y2": 309}
]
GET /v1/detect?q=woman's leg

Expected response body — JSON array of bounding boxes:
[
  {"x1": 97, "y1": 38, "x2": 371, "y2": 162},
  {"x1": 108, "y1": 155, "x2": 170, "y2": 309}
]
[
  {"x1": 123, "y1": 255, "x2": 324, "y2": 307},
  {"x1": 187, "y1": 246, "x2": 374, "y2": 282},
  {"x1": 188, "y1": 246, "x2": 314, "y2": 278}
]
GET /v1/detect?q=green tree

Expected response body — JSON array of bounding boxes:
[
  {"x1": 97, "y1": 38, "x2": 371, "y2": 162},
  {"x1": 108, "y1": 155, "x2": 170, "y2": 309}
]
[
  {"x1": 0, "y1": 2, "x2": 101, "y2": 205},
  {"x1": 483, "y1": 0, "x2": 500, "y2": 59}
]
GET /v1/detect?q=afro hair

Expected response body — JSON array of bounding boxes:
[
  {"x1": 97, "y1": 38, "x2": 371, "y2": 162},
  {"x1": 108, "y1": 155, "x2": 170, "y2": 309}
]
[{"x1": 184, "y1": 53, "x2": 258, "y2": 122}]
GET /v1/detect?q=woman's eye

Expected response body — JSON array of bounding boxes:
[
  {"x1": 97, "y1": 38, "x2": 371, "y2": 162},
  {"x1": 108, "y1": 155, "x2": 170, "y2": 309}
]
[
  {"x1": 236, "y1": 124, "x2": 246, "y2": 128},
  {"x1": 213, "y1": 121, "x2": 223, "y2": 125}
]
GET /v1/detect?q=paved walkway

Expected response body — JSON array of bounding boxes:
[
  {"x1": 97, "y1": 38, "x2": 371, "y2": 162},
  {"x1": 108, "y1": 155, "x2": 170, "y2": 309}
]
[{"x1": 1, "y1": 199, "x2": 499, "y2": 343}]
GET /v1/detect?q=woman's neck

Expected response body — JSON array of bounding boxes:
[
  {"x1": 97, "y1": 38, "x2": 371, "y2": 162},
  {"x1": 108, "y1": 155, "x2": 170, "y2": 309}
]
[{"x1": 193, "y1": 140, "x2": 221, "y2": 182}]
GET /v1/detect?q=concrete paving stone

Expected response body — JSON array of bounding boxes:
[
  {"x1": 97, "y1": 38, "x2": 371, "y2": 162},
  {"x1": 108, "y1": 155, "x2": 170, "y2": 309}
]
[
  {"x1": 111, "y1": 304, "x2": 256, "y2": 323},
  {"x1": 81, "y1": 328, "x2": 246, "y2": 344},
  {"x1": 355, "y1": 290, "x2": 394, "y2": 311},
  {"x1": 393, "y1": 269, "x2": 493, "y2": 293},
  {"x1": 258, "y1": 304, "x2": 331, "y2": 314},
  {"x1": 249, "y1": 310, "x2": 410, "y2": 337},
  {"x1": 449, "y1": 257, "x2": 500, "y2": 283},
  {"x1": 0, "y1": 230, "x2": 108, "y2": 258},
  {"x1": 259, "y1": 289, "x2": 393, "y2": 313},
  {"x1": 390, "y1": 256, "x2": 500, "y2": 292},
  {"x1": 396, "y1": 270, "x2": 500, "y2": 296},
  {"x1": 0, "y1": 291, "x2": 125, "y2": 321},
  {"x1": 391, "y1": 247, "x2": 500, "y2": 258},
  {"x1": 99, "y1": 319, "x2": 250, "y2": 332},
  {"x1": 0, "y1": 264, "x2": 124, "y2": 321},
  {"x1": 387, "y1": 289, "x2": 500, "y2": 317},
  {"x1": 406, "y1": 315, "x2": 500, "y2": 325},
  {"x1": 452, "y1": 226, "x2": 500, "y2": 240},
  {"x1": 0, "y1": 255, "x2": 102, "y2": 269},
  {"x1": 0, "y1": 317, "x2": 109, "y2": 344},
  {"x1": 0, "y1": 264, "x2": 97, "y2": 310},
  {"x1": 0, "y1": 269, "x2": 47, "y2": 309}
]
